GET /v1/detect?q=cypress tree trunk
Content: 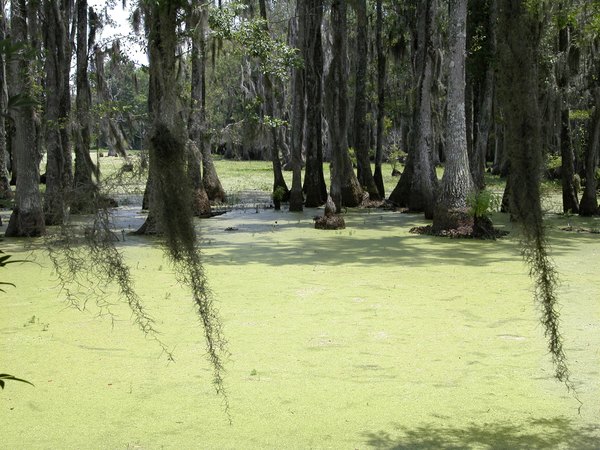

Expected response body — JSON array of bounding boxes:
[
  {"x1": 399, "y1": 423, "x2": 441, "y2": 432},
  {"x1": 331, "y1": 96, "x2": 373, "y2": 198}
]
[
  {"x1": 5, "y1": 0, "x2": 45, "y2": 236},
  {"x1": 498, "y1": 0, "x2": 573, "y2": 386},
  {"x1": 72, "y1": 0, "x2": 98, "y2": 214},
  {"x1": 579, "y1": 88, "x2": 600, "y2": 216},
  {"x1": 302, "y1": 0, "x2": 327, "y2": 207},
  {"x1": 326, "y1": 0, "x2": 363, "y2": 211},
  {"x1": 373, "y1": 0, "x2": 386, "y2": 199},
  {"x1": 557, "y1": 14, "x2": 579, "y2": 213},
  {"x1": 0, "y1": 0, "x2": 11, "y2": 201},
  {"x1": 94, "y1": 46, "x2": 129, "y2": 158},
  {"x1": 498, "y1": 2, "x2": 544, "y2": 223},
  {"x1": 43, "y1": 0, "x2": 73, "y2": 225},
  {"x1": 432, "y1": 0, "x2": 473, "y2": 232},
  {"x1": 353, "y1": 0, "x2": 380, "y2": 201},
  {"x1": 201, "y1": 146, "x2": 226, "y2": 203},
  {"x1": 289, "y1": 3, "x2": 305, "y2": 212},
  {"x1": 195, "y1": 5, "x2": 225, "y2": 204},
  {"x1": 136, "y1": 1, "x2": 187, "y2": 235},
  {"x1": 258, "y1": 0, "x2": 289, "y2": 201},
  {"x1": 470, "y1": 0, "x2": 497, "y2": 190},
  {"x1": 389, "y1": 0, "x2": 439, "y2": 218},
  {"x1": 188, "y1": 3, "x2": 211, "y2": 217}
]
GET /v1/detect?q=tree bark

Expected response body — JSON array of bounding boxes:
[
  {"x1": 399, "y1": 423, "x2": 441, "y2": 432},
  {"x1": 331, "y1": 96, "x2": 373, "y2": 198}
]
[
  {"x1": 302, "y1": 0, "x2": 327, "y2": 207},
  {"x1": 258, "y1": 0, "x2": 289, "y2": 201},
  {"x1": 497, "y1": 0, "x2": 545, "y2": 226},
  {"x1": 373, "y1": 0, "x2": 386, "y2": 199},
  {"x1": 470, "y1": 0, "x2": 497, "y2": 190},
  {"x1": 389, "y1": 0, "x2": 439, "y2": 219},
  {"x1": 43, "y1": 0, "x2": 73, "y2": 225},
  {"x1": 72, "y1": 0, "x2": 98, "y2": 214},
  {"x1": 352, "y1": 0, "x2": 380, "y2": 201},
  {"x1": 195, "y1": 5, "x2": 225, "y2": 203},
  {"x1": 432, "y1": 0, "x2": 473, "y2": 232},
  {"x1": 326, "y1": 0, "x2": 363, "y2": 212},
  {"x1": 136, "y1": 1, "x2": 191, "y2": 236},
  {"x1": 5, "y1": 0, "x2": 45, "y2": 236},
  {"x1": 94, "y1": 46, "x2": 130, "y2": 159},
  {"x1": 557, "y1": 14, "x2": 579, "y2": 213},
  {"x1": 579, "y1": 88, "x2": 600, "y2": 216},
  {"x1": 188, "y1": 3, "x2": 211, "y2": 216},
  {"x1": 289, "y1": 3, "x2": 305, "y2": 212},
  {"x1": 0, "y1": 0, "x2": 11, "y2": 200}
]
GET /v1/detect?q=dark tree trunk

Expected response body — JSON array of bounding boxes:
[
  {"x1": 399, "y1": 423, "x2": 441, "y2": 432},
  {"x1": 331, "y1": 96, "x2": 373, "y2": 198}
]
[
  {"x1": 302, "y1": 0, "x2": 327, "y2": 207},
  {"x1": 0, "y1": 0, "x2": 11, "y2": 200},
  {"x1": 289, "y1": 3, "x2": 305, "y2": 212},
  {"x1": 560, "y1": 108, "x2": 579, "y2": 213},
  {"x1": 187, "y1": 140, "x2": 210, "y2": 217},
  {"x1": 557, "y1": 16, "x2": 579, "y2": 213},
  {"x1": 5, "y1": 0, "x2": 45, "y2": 236},
  {"x1": 498, "y1": 1, "x2": 545, "y2": 224},
  {"x1": 579, "y1": 88, "x2": 600, "y2": 216},
  {"x1": 326, "y1": 0, "x2": 363, "y2": 211},
  {"x1": 373, "y1": 0, "x2": 386, "y2": 199},
  {"x1": 352, "y1": 0, "x2": 380, "y2": 201},
  {"x1": 194, "y1": 5, "x2": 225, "y2": 204},
  {"x1": 43, "y1": 0, "x2": 73, "y2": 225},
  {"x1": 188, "y1": 3, "x2": 211, "y2": 217},
  {"x1": 72, "y1": 0, "x2": 98, "y2": 214},
  {"x1": 498, "y1": 0, "x2": 573, "y2": 387},
  {"x1": 432, "y1": 0, "x2": 473, "y2": 233},
  {"x1": 258, "y1": 0, "x2": 289, "y2": 200},
  {"x1": 136, "y1": 2, "x2": 190, "y2": 235},
  {"x1": 470, "y1": 0, "x2": 497, "y2": 190},
  {"x1": 389, "y1": 0, "x2": 439, "y2": 218}
]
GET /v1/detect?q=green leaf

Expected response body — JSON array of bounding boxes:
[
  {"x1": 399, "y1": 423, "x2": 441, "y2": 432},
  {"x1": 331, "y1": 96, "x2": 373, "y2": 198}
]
[
  {"x1": 0, "y1": 374, "x2": 34, "y2": 388},
  {"x1": 7, "y1": 93, "x2": 37, "y2": 111}
]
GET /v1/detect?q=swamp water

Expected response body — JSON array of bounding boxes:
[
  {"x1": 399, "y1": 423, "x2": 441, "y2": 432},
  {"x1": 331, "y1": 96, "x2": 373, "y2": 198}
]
[{"x1": 1, "y1": 207, "x2": 599, "y2": 449}]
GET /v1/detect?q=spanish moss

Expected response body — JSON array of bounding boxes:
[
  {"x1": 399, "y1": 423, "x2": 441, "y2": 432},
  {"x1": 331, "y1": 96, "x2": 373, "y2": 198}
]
[{"x1": 150, "y1": 123, "x2": 230, "y2": 415}]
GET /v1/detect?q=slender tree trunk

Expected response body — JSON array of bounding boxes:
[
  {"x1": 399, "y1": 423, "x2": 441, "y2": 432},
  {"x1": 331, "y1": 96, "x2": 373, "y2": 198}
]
[
  {"x1": 94, "y1": 46, "x2": 129, "y2": 158},
  {"x1": 72, "y1": 0, "x2": 98, "y2": 214},
  {"x1": 471, "y1": 0, "x2": 497, "y2": 189},
  {"x1": 373, "y1": 0, "x2": 386, "y2": 199},
  {"x1": 326, "y1": 0, "x2": 363, "y2": 211},
  {"x1": 258, "y1": 0, "x2": 289, "y2": 200},
  {"x1": 43, "y1": 0, "x2": 73, "y2": 225},
  {"x1": 472, "y1": 69, "x2": 494, "y2": 189},
  {"x1": 5, "y1": 0, "x2": 45, "y2": 236},
  {"x1": 579, "y1": 87, "x2": 600, "y2": 215},
  {"x1": 197, "y1": 8, "x2": 225, "y2": 204},
  {"x1": 432, "y1": 0, "x2": 473, "y2": 232},
  {"x1": 188, "y1": 3, "x2": 211, "y2": 217},
  {"x1": 389, "y1": 0, "x2": 439, "y2": 218},
  {"x1": 557, "y1": 14, "x2": 579, "y2": 213},
  {"x1": 302, "y1": 0, "x2": 327, "y2": 207},
  {"x1": 353, "y1": 0, "x2": 379, "y2": 201},
  {"x1": 289, "y1": 3, "x2": 305, "y2": 212},
  {"x1": 0, "y1": 0, "x2": 11, "y2": 200}
]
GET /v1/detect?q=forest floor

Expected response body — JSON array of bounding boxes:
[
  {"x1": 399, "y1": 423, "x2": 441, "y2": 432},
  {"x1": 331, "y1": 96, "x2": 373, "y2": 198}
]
[{"x1": 1, "y1": 159, "x2": 599, "y2": 449}]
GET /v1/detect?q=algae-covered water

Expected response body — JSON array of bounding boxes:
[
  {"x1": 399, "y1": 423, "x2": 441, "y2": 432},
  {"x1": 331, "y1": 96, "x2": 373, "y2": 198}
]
[{"x1": 1, "y1": 207, "x2": 599, "y2": 449}]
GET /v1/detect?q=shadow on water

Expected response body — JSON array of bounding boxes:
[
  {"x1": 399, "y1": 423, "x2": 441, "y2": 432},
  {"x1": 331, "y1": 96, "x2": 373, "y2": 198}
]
[
  {"x1": 3, "y1": 207, "x2": 596, "y2": 270},
  {"x1": 364, "y1": 417, "x2": 600, "y2": 449},
  {"x1": 197, "y1": 209, "x2": 598, "y2": 268}
]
